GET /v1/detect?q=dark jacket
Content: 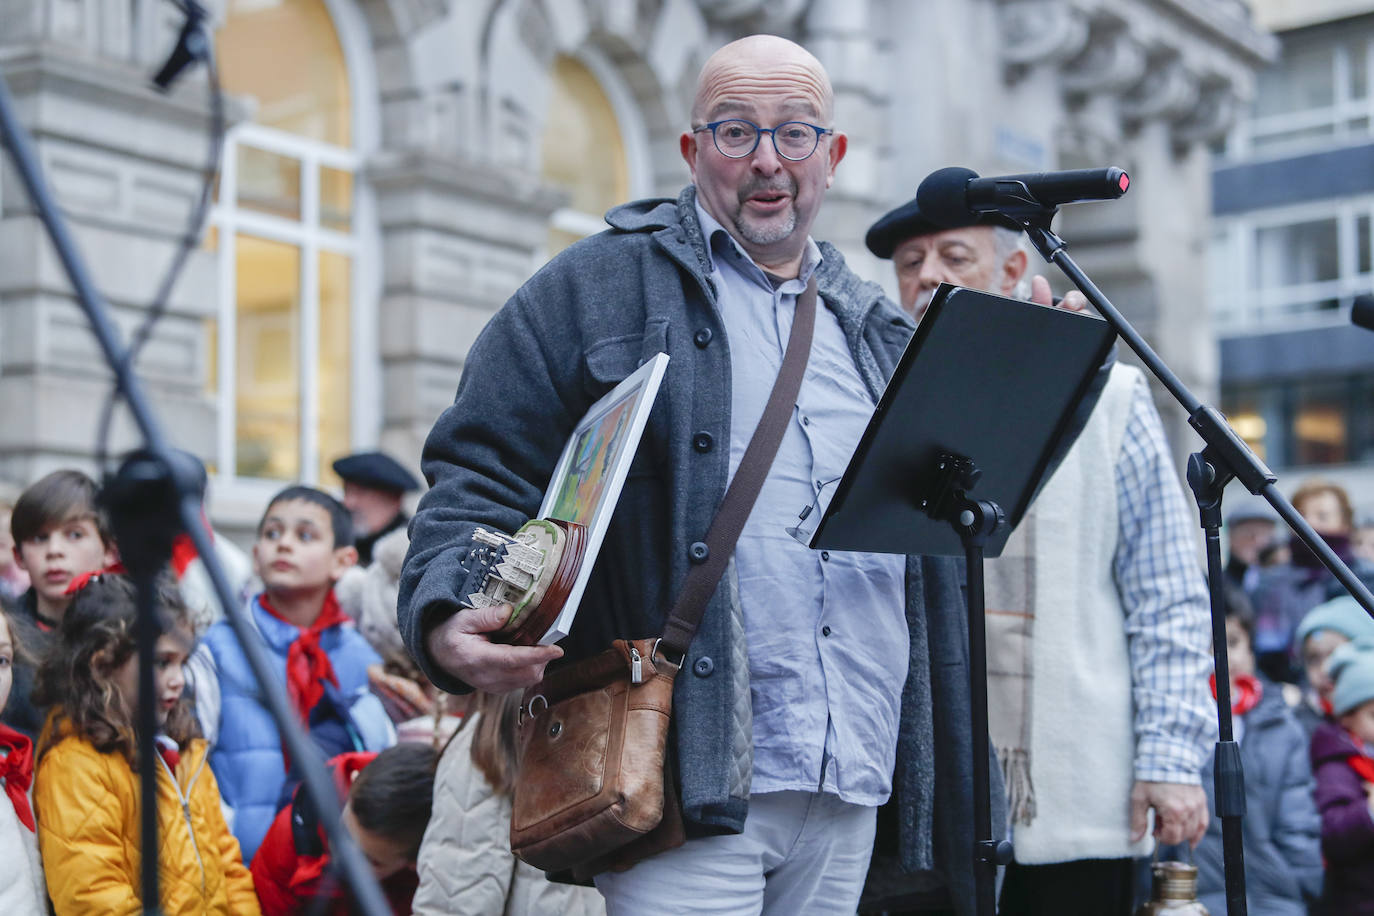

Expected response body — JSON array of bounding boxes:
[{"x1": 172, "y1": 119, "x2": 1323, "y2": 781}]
[
  {"x1": 0, "y1": 590, "x2": 55, "y2": 740},
  {"x1": 1311, "y1": 720, "x2": 1374, "y2": 914},
  {"x1": 398, "y1": 186, "x2": 1002, "y2": 912},
  {"x1": 1179, "y1": 681, "x2": 1322, "y2": 915}
]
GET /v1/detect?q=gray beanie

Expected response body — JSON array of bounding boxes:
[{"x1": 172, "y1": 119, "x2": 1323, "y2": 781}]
[
  {"x1": 1295, "y1": 596, "x2": 1374, "y2": 648},
  {"x1": 1328, "y1": 639, "x2": 1374, "y2": 716}
]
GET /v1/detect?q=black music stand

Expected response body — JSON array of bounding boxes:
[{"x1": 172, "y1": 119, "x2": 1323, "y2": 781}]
[{"x1": 805, "y1": 283, "x2": 1116, "y2": 916}]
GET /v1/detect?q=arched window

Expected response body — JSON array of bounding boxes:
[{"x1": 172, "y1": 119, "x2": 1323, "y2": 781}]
[
  {"x1": 540, "y1": 54, "x2": 636, "y2": 255},
  {"x1": 210, "y1": 0, "x2": 361, "y2": 489}
]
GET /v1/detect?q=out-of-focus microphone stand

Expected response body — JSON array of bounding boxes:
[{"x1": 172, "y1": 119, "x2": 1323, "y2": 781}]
[
  {"x1": 0, "y1": 3, "x2": 388, "y2": 912},
  {"x1": 994, "y1": 186, "x2": 1374, "y2": 916}
]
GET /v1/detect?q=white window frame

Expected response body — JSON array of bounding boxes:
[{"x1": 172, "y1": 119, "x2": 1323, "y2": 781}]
[
  {"x1": 1212, "y1": 194, "x2": 1374, "y2": 335},
  {"x1": 208, "y1": 0, "x2": 380, "y2": 521}
]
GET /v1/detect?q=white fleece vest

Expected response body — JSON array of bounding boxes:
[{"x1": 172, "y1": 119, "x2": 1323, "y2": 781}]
[{"x1": 1005, "y1": 363, "x2": 1153, "y2": 864}]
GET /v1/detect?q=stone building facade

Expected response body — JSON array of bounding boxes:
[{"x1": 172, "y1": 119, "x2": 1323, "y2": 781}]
[{"x1": 0, "y1": 0, "x2": 1273, "y2": 537}]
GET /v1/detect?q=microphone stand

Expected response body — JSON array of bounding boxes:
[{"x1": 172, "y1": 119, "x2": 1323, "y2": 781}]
[
  {"x1": 1014, "y1": 208, "x2": 1374, "y2": 916},
  {"x1": 0, "y1": 15, "x2": 390, "y2": 916}
]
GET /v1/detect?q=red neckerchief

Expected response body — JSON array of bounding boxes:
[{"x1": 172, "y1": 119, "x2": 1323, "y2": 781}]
[
  {"x1": 0, "y1": 724, "x2": 35, "y2": 832},
  {"x1": 171, "y1": 535, "x2": 199, "y2": 578},
  {"x1": 259, "y1": 591, "x2": 351, "y2": 725},
  {"x1": 171, "y1": 512, "x2": 215, "y2": 578},
  {"x1": 63, "y1": 562, "x2": 130, "y2": 596},
  {"x1": 1345, "y1": 730, "x2": 1374, "y2": 783},
  {"x1": 1209, "y1": 673, "x2": 1263, "y2": 717}
]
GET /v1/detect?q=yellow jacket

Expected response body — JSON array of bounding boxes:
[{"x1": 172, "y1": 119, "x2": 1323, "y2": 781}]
[{"x1": 34, "y1": 715, "x2": 260, "y2": 915}]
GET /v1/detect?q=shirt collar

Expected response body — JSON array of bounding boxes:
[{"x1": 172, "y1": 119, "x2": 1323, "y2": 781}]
[{"x1": 693, "y1": 195, "x2": 822, "y2": 292}]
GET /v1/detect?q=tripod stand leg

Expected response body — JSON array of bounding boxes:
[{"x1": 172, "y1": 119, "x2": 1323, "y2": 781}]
[{"x1": 956, "y1": 499, "x2": 1011, "y2": 916}]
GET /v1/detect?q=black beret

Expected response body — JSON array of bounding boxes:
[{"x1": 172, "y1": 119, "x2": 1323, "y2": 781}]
[
  {"x1": 865, "y1": 196, "x2": 1024, "y2": 259},
  {"x1": 331, "y1": 451, "x2": 420, "y2": 493}
]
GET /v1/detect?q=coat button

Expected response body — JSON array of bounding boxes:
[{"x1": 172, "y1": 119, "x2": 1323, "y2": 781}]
[
  {"x1": 689, "y1": 542, "x2": 709, "y2": 563},
  {"x1": 693, "y1": 432, "x2": 714, "y2": 453},
  {"x1": 694, "y1": 328, "x2": 713, "y2": 348},
  {"x1": 693, "y1": 656, "x2": 714, "y2": 677}
]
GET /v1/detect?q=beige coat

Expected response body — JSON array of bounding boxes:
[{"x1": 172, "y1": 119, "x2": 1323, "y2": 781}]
[{"x1": 413, "y1": 716, "x2": 605, "y2": 916}]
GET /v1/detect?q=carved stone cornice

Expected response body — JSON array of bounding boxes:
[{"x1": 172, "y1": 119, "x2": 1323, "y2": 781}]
[
  {"x1": 695, "y1": 0, "x2": 808, "y2": 33},
  {"x1": 997, "y1": 0, "x2": 1275, "y2": 152}
]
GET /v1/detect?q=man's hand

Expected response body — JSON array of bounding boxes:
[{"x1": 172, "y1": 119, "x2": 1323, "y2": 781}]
[
  {"x1": 1130, "y1": 781, "x2": 1209, "y2": 848},
  {"x1": 1030, "y1": 275, "x2": 1089, "y2": 312},
  {"x1": 425, "y1": 603, "x2": 563, "y2": 693}
]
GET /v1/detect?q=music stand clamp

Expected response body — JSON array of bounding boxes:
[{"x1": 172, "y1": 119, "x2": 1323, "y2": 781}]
[{"x1": 920, "y1": 453, "x2": 1013, "y2": 915}]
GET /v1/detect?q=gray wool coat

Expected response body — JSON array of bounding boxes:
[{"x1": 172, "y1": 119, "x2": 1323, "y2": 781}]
[{"x1": 397, "y1": 186, "x2": 1005, "y2": 914}]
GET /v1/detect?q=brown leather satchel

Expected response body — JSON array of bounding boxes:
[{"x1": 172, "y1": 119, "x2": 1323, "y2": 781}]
[{"x1": 508, "y1": 277, "x2": 819, "y2": 877}]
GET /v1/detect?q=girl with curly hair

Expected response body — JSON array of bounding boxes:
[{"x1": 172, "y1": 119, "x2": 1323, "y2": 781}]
[{"x1": 31, "y1": 573, "x2": 258, "y2": 915}]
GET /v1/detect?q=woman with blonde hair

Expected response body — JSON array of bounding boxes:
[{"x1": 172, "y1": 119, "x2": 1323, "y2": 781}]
[{"x1": 413, "y1": 690, "x2": 604, "y2": 915}]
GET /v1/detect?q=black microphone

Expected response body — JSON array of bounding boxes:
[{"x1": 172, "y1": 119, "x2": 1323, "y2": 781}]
[
  {"x1": 917, "y1": 166, "x2": 1130, "y2": 224},
  {"x1": 1354, "y1": 294, "x2": 1374, "y2": 332}
]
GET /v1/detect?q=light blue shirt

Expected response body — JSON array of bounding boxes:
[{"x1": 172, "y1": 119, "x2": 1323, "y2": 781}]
[{"x1": 696, "y1": 201, "x2": 908, "y2": 806}]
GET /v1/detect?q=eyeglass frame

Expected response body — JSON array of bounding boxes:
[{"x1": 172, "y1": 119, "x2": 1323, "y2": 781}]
[{"x1": 692, "y1": 118, "x2": 835, "y2": 161}]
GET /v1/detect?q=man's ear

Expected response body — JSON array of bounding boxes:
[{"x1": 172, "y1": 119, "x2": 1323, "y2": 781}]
[
  {"x1": 1001, "y1": 249, "x2": 1028, "y2": 296},
  {"x1": 331, "y1": 545, "x2": 359, "y2": 581},
  {"x1": 680, "y1": 131, "x2": 699, "y2": 182},
  {"x1": 824, "y1": 132, "x2": 848, "y2": 188}
]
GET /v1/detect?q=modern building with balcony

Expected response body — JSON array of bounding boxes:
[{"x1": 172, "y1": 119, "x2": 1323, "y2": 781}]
[{"x1": 1212, "y1": 0, "x2": 1374, "y2": 508}]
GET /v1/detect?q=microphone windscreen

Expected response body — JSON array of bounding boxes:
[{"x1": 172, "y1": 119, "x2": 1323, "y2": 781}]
[
  {"x1": 916, "y1": 166, "x2": 980, "y2": 227},
  {"x1": 1354, "y1": 294, "x2": 1374, "y2": 332}
]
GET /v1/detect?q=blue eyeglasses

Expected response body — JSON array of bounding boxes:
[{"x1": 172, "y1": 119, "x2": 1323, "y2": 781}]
[{"x1": 693, "y1": 119, "x2": 833, "y2": 161}]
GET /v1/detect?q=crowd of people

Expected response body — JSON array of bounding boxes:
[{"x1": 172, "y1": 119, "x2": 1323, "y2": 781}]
[
  {"x1": 0, "y1": 462, "x2": 603, "y2": 915},
  {"x1": 0, "y1": 28, "x2": 1371, "y2": 916}
]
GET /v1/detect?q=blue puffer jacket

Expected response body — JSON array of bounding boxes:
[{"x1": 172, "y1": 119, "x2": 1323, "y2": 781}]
[
  {"x1": 200, "y1": 594, "x2": 388, "y2": 861},
  {"x1": 1169, "y1": 678, "x2": 1323, "y2": 915}
]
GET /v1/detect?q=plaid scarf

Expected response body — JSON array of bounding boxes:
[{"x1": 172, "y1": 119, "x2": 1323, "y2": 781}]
[{"x1": 985, "y1": 511, "x2": 1037, "y2": 826}]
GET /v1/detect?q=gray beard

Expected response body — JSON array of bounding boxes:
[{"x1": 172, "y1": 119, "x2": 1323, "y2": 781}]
[{"x1": 734, "y1": 204, "x2": 797, "y2": 247}]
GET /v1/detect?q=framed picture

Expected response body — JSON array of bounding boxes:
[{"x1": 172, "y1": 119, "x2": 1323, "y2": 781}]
[{"x1": 535, "y1": 351, "x2": 670, "y2": 643}]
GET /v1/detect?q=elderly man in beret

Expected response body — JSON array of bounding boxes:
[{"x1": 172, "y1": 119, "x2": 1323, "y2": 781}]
[
  {"x1": 866, "y1": 199, "x2": 1216, "y2": 915},
  {"x1": 332, "y1": 451, "x2": 419, "y2": 567}
]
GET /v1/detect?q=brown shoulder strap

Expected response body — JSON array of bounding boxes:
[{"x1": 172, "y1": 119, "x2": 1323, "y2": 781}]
[{"x1": 658, "y1": 276, "x2": 818, "y2": 659}]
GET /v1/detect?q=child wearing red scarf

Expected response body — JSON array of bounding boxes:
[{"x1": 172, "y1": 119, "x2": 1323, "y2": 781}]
[
  {"x1": 1170, "y1": 597, "x2": 1322, "y2": 915},
  {"x1": 1311, "y1": 640, "x2": 1374, "y2": 914},
  {"x1": 195, "y1": 487, "x2": 392, "y2": 862},
  {"x1": 251, "y1": 745, "x2": 435, "y2": 915},
  {"x1": 0, "y1": 611, "x2": 45, "y2": 914}
]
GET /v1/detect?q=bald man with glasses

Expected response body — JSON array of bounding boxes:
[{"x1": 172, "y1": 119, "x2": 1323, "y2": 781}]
[{"x1": 401, "y1": 36, "x2": 992, "y2": 914}]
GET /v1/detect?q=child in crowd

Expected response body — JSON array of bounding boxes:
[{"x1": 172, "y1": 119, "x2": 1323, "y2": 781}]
[
  {"x1": 0, "y1": 611, "x2": 46, "y2": 915},
  {"x1": 4, "y1": 470, "x2": 117, "y2": 737},
  {"x1": 252, "y1": 743, "x2": 436, "y2": 914},
  {"x1": 414, "y1": 691, "x2": 606, "y2": 916},
  {"x1": 1180, "y1": 601, "x2": 1322, "y2": 915},
  {"x1": 196, "y1": 486, "x2": 391, "y2": 861},
  {"x1": 1292, "y1": 595, "x2": 1374, "y2": 738},
  {"x1": 32, "y1": 574, "x2": 258, "y2": 914},
  {"x1": 0, "y1": 496, "x2": 31, "y2": 606},
  {"x1": 1311, "y1": 640, "x2": 1374, "y2": 915}
]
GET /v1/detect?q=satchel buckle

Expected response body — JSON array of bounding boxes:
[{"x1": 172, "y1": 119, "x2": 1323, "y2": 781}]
[
  {"x1": 520, "y1": 693, "x2": 548, "y2": 725},
  {"x1": 651, "y1": 638, "x2": 683, "y2": 670}
]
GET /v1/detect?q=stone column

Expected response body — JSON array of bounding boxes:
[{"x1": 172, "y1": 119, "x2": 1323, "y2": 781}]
[{"x1": 367, "y1": 151, "x2": 564, "y2": 472}]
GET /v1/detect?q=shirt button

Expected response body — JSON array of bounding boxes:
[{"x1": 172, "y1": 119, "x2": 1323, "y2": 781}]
[
  {"x1": 815, "y1": 480, "x2": 824, "y2": 491},
  {"x1": 688, "y1": 542, "x2": 710, "y2": 563},
  {"x1": 693, "y1": 656, "x2": 714, "y2": 677},
  {"x1": 801, "y1": 416, "x2": 810, "y2": 427},
  {"x1": 822, "y1": 626, "x2": 832, "y2": 637},
  {"x1": 693, "y1": 432, "x2": 714, "y2": 453},
  {"x1": 694, "y1": 328, "x2": 713, "y2": 348},
  {"x1": 821, "y1": 551, "x2": 830, "y2": 561}
]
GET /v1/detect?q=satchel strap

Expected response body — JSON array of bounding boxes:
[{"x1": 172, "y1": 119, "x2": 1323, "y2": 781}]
[{"x1": 658, "y1": 275, "x2": 817, "y2": 660}]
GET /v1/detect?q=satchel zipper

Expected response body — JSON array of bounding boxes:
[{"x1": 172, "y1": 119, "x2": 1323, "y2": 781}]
[{"x1": 630, "y1": 646, "x2": 643, "y2": 684}]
